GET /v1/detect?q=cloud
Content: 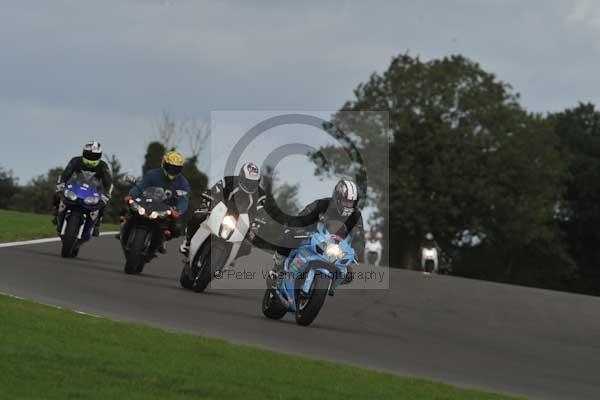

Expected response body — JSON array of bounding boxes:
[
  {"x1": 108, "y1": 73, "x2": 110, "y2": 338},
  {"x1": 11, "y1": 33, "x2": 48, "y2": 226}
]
[{"x1": 2, "y1": 0, "x2": 600, "y2": 184}]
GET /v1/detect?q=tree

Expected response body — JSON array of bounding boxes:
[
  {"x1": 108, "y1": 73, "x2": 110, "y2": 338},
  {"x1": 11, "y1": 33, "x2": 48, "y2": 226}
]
[
  {"x1": 312, "y1": 53, "x2": 568, "y2": 285},
  {"x1": 0, "y1": 166, "x2": 18, "y2": 209},
  {"x1": 275, "y1": 183, "x2": 300, "y2": 216},
  {"x1": 155, "y1": 110, "x2": 181, "y2": 151},
  {"x1": 182, "y1": 155, "x2": 208, "y2": 217},
  {"x1": 551, "y1": 103, "x2": 600, "y2": 293},
  {"x1": 11, "y1": 167, "x2": 64, "y2": 214},
  {"x1": 142, "y1": 142, "x2": 166, "y2": 175},
  {"x1": 255, "y1": 166, "x2": 301, "y2": 250},
  {"x1": 105, "y1": 154, "x2": 129, "y2": 223}
]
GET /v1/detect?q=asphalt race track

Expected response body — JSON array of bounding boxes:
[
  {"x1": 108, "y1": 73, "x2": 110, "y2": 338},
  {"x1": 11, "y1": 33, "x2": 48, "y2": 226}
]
[{"x1": 2, "y1": 236, "x2": 600, "y2": 399}]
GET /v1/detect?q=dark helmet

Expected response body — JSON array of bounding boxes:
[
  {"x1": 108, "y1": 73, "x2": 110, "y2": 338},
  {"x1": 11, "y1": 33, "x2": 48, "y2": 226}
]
[
  {"x1": 162, "y1": 151, "x2": 185, "y2": 180},
  {"x1": 332, "y1": 179, "x2": 359, "y2": 217},
  {"x1": 239, "y1": 162, "x2": 260, "y2": 194},
  {"x1": 82, "y1": 141, "x2": 102, "y2": 168}
]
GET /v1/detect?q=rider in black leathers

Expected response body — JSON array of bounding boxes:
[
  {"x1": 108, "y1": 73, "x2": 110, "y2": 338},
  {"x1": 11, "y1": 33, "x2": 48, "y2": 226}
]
[
  {"x1": 179, "y1": 162, "x2": 265, "y2": 258},
  {"x1": 267, "y1": 179, "x2": 365, "y2": 295},
  {"x1": 52, "y1": 141, "x2": 113, "y2": 236}
]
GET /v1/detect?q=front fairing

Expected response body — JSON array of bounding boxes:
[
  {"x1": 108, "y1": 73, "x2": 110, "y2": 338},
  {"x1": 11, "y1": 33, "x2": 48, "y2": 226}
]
[
  {"x1": 285, "y1": 222, "x2": 355, "y2": 276},
  {"x1": 129, "y1": 187, "x2": 171, "y2": 222},
  {"x1": 278, "y1": 223, "x2": 355, "y2": 311},
  {"x1": 62, "y1": 180, "x2": 103, "y2": 212}
]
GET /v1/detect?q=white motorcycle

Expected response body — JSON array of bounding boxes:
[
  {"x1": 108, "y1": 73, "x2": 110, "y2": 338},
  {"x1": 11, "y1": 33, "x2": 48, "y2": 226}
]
[
  {"x1": 365, "y1": 235, "x2": 383, "y2": 266},
  {"x1": 180, "y1": 198, "x2": 251, "y2": 293},
  {"x1": 421, "y1": 246, "x2": 439, "y2": 273}
]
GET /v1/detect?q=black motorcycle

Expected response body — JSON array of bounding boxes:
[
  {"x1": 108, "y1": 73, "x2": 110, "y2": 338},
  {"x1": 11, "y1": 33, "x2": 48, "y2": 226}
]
[{"x1": 120, "y1": 187, "x2": 173, "y2": 274}]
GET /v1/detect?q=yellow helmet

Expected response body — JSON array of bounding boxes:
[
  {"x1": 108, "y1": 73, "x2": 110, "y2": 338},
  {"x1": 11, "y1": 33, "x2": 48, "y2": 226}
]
[{"x1": 162, "y1": 151, "x2": 184, "y2": 180}]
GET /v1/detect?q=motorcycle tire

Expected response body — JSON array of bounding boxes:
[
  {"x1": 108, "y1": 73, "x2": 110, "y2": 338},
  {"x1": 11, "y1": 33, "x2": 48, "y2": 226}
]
[
  {"x1": 61, "y1": 214, "x2": 81, "y2": 258},
  {"x1": 191, "y1": 245, "x2": 212, "y2": 293},
  {"x1": 295, "y1": 272, "x2": 331, "y2": 326},
  {"x1": 179, "y1": 264, "x2": 194, "y2": 290},
  {"x1": 124, "y1": 228, "x2": 147, "y2": 275},
  {"x1": 262, "y1": 289, "x2": 287, "y2": 320}
]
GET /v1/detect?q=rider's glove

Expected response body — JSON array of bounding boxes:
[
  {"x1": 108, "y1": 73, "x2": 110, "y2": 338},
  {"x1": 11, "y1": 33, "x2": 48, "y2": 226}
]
[
  {"x1": 55, "y1": 183, "x2": 65, "y2": 193},
  {"x1": 124, "y1": 195, "x2": 133, "y2": 205}
]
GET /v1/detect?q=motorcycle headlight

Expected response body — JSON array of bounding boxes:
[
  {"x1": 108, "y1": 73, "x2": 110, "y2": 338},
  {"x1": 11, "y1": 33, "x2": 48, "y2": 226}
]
[
  {"x1": 84, "y1": 196, "x2": 99, "y2": 205},
  {"x1": 138, "y1": 207, "x2": 146, "y2": 216},
  {"x1": 325, "y1": 243, "x2": 344, "y2": 262},
  {"x1": 64, "y1": 190, "x2": 78, "y2": 201},
  {"x1": 220, "y1": 215, "x2": 236, "y2": 239},
  {"x1": 423, "y1": 249, "x2": 435, "y2": 257}
]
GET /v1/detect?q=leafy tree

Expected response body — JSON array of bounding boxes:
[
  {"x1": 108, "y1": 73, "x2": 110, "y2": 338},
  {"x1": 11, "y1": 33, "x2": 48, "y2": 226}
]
[
  {"x1": 275, "y1": 183, "x2": 300, "y2": 216},
  {"x1": 105, "y1": 154, "x2": 129, "y2": 223},
  {"x1": 551, "y1": 103, "x2": 600, "y2": 293},
  {"x1": 312, "y1": 53, "x2": 568, "y2": 284},
  {"x1": 254, "y1": 166, "x2": 301, "y2": 250},
  {"x1": 0, "y1": 166, "x2": 18, "y2": 209},
  {"x1": 11, "y1": 167, "x2": 64, "y2": 214},
  {"x1": 142, "y1": 142, "x2": 166, "y2": 175},
  {"x1": 182, "y1": 155, "x2": 208, "y2": 217}
]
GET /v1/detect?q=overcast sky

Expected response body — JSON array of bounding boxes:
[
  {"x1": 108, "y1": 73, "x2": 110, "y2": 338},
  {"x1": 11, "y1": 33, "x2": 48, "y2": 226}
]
[{"x1": 1, "y1": 0, "x2": 599, "y2": 205}]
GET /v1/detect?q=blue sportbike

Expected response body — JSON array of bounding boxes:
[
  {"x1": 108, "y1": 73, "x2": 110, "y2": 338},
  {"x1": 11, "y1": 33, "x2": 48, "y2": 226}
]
[
  {"x1": 262, "y1": 220, "x2": 357, "y2": 326},
  {"x1": 57, "y1": 174, "x2": 104, "y2": 258}
]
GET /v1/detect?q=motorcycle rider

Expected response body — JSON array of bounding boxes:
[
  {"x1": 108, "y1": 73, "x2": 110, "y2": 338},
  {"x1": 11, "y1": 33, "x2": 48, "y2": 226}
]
[
  {"x1": 178, "y1": 162, "x2": 264, "y2": 258},
  {"x1": 121, "y1": 150, "x2": 190, "y2": 253},
  {"x1": 52, "y1": 141, "x2": 113, "y2": 236},
  {"x1": 422, "y1": 232, "x2": 439, "y2": 250},
  {"x1": 267, "y1": 178, "x2": 365, "y2": 295},
  {"x1": 365, "y1": 225, "x2": 383, "y2": 265}
]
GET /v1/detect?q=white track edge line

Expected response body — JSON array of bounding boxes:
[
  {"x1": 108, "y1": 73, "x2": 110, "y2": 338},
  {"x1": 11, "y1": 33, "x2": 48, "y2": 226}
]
[
  {"x1": 0, "y1": 291, "x2": 103, "y2": 318},
  {"x1": 0, "y1": 231, "x2": 119, "y2": 248}
]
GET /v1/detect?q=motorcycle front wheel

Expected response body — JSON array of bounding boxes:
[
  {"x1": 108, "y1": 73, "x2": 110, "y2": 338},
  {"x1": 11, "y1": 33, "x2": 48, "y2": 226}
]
[
  {"x1": 295, "y1": 272, "x2": 331, "y2": 326},
  {"x1": 124, "y1": 228, "x2": 149, "y2": 274},
  {"x1": 262, "y1": 289, "x2": 287, "y2": 320},
  {"x1": 61, "y1": 214, "x2": 81, "y2": 258},
  {"x1": 190, "y1": 244, "x2": 212, "y2": 293}
]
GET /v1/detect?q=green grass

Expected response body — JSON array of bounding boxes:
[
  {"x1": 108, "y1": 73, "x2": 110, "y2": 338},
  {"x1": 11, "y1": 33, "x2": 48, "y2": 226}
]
[
  {"x1": 0, "y1": 210, "x2": 120, "y2": 242},
  {"x1": 0, "y1": 294, "x2": 521, "y2": 400}
]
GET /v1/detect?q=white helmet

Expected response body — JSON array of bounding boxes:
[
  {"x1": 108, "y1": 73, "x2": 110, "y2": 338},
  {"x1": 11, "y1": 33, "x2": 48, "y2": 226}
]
[
  {"x1": 239, "y1": 162, "x2": 261, "y2": 193},
  {"x1": 82, "y1": 141, "x2": 102, "y2": 167},
  {"x1": 332, "y1": 179, "x2": 359, "y2": 217}
]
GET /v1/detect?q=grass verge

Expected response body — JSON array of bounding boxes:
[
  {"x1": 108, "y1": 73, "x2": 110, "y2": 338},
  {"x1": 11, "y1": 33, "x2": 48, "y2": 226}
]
[
  {"x1": 0, "y1": 294, "x2": 521, "y2": 400},
  {"x1": 0, "y1": 209, "x2": 119, "y2": 243}
]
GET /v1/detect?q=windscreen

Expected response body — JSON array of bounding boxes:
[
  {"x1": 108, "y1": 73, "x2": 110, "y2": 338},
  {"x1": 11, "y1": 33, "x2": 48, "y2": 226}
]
[
  {"x1": 141, "y1": 186, "x2": 168, "y2": 202},
  {"x1": 69, "y1": 173, "x2": 101, "y2": 190}
]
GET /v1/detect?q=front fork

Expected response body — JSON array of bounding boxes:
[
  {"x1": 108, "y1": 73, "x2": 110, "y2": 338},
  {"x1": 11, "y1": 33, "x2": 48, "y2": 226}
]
[{"x1": 59, "y1": 210, "x2": 87, "y2": 239}]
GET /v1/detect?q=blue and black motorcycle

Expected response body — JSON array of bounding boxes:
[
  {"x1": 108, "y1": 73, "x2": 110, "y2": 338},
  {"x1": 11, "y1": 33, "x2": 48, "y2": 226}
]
[
  {"x1": 262, "y1": 220, "x2": 357, "y2": 326},
  {"x1": 57, "y1": 174, "x2": 104, "y2": 258}
]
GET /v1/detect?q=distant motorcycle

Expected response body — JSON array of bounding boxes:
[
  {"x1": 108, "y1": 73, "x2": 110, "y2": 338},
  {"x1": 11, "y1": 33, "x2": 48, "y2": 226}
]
[
  {"x1": 262, "y1": 220, "x2": 356, "y2": 326},
  {"x1": 180, "y1": 195, "x2": 252, "y2": 293},
  {"x1": 364, "y1": 232, "x2": 383, "y2": 266},
  {"x1": 120, "y1": 187, "x2": 173, "y2": 274},
  {"x1": 421, "y1": 246, "x2": 439, "y2": 273},
  {"x1": 57, "y1": 174, "x2": 104, "y2": 258}
]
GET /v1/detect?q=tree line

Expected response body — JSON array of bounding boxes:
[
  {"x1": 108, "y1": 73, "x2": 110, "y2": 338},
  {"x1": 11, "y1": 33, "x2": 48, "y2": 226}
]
[{"x1": 312, "y1": 53, "x2": 600, "y2": 295}]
